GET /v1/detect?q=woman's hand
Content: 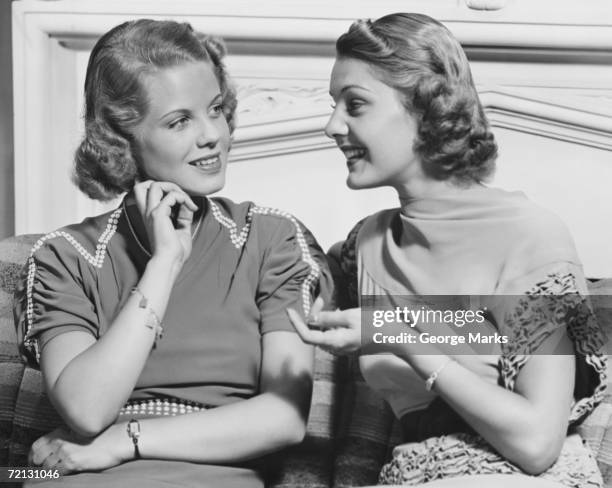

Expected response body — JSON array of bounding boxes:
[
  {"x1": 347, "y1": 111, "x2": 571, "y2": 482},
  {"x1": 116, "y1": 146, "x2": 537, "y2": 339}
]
[
  {"x1": 29, "y1": 424, "x2": 131, "y2": 475},
  {"x1": 287, "y1": 298, "x2": 362, "y2": 355},
  {"x1": 134, "y1": 180, "x2": 198, "y2": 270}
]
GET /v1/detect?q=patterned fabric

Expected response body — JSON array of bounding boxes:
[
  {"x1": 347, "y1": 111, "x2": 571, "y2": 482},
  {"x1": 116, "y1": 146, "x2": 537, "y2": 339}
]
[
  {"x1": 0, "y1": 231, "x2": 341, "y2": 486},
  {"x1": 338, "y1": 219, "x2": 364, "y2": 309},
  {"x1": 268, "y1": 349, "x2": 349, "y2": 488},
  {"x1": 580, "y1": 278, "x2": 612, "y2": 485},
  {"x1": 335, "y1": 208, "x2": 612, "y2": 487},
  {"x1": 0, "y1": 235, "x2": 63, "y2": 470},
  {"x1": 3, "y1": 234, "x2": 612, "y2": 487},
  {"x1": 332, "y1": 357, "x2": 400, "y2": 488},
  {"x1": 498, "y1": 272, "x2": 608, "y2": 425},
  {"x1": 379, "y1": 432, "x2": 602, "y2": 487}
]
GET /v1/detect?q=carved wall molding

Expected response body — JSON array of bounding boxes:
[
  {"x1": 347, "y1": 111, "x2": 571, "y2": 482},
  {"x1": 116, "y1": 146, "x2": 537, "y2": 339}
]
[
  {"x1": 12, "y1": 0, "x2": 612, "y2": 235},
  {"x1": 481, "y1": 91, "x2": 612, "y2": 151},
  {"x1": 229, "y1": 89, "x2": 612, "y2": 162},
  {"x1": 465, "y1": 0, "x2": 507, "y2": 11},
  {"x1": 236, "y1": 84, "x2": 330, "y2": 124}
]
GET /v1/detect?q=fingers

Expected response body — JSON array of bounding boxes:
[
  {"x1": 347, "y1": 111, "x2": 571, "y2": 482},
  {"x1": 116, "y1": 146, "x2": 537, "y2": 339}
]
[
  {"x1": 133, "y1": 180, "x2": 153, "y2": 217},
  {"x1": 41, "y1": 451, "x2": 62, "y2": 470},
  {"x1": 288, "y1": 308, "x2": 361, "y2": 354},
  {"x1": 307, "y1": 296, "x2": 325, "y2": 321},
  {"x1": 151, "y1": 192, "x2": 194, "y2": 220},
  {"x1": 309, "y1": 309, "x2": 354, "y2": 330},
  {"x1": 135, "y1": 180, "x2": 198, "y2": 220},
  {"x1": 30, "y1": 435, "x2": 51, "y2": 466},
  {"x1": 146, "y1": 182, "x2": 165, "y2": 218},
  {"x1": 174, "y1": 199, "x2": 196, "y2": 231},
  {"x1": 287, "y1": 308, "x2": 334, "y2": 348}
]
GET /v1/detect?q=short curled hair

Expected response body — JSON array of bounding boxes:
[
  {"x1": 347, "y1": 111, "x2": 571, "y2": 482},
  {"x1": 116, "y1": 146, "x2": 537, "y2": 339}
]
[
  {"x1": 73, "y1": 19, "x2": 238, "y2": 201},
  {"x1": 336, "y1": 13, "x2": 497, "y2": 183}
]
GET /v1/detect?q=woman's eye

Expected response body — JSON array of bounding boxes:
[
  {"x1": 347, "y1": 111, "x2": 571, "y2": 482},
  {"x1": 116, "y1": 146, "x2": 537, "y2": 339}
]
[
  {"x1": 347, "y1": 99, "x2": 365, "y2": 115},
  {"x1": 210, "y1": 104, "x2": 224, "y2": 116},
  {"x1": 168, "y1": 117, "x2": 189, "y2": 130}
]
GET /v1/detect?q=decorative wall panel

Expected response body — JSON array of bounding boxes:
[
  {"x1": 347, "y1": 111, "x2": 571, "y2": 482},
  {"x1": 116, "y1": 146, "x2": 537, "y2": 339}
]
[{"x1": 12, "y1": 0, "x2": 612, "y2": 275}]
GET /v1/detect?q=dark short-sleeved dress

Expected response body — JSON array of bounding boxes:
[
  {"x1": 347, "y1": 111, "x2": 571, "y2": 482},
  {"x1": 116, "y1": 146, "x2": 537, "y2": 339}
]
[{"x1": 14, "y1": 195, "x2": 332, "y2": 487}]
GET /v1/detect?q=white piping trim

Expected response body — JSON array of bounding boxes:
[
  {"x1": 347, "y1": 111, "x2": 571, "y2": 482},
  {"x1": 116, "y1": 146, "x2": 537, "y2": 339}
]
[
  {"x1": 23, "y1": 208, "x2": 122, "y2": 361},
  {"x1": 208, "y1": 199, "x2": 320, "y2": 315}
]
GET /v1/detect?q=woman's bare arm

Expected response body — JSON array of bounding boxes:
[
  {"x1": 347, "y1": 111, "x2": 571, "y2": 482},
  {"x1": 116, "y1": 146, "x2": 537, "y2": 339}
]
[
  {"x1": 32, "y1": 331, "x2": 314, "y2": 472},
  {"x1": 39, "y1": 181, "x2": 197, "y2": 436}
]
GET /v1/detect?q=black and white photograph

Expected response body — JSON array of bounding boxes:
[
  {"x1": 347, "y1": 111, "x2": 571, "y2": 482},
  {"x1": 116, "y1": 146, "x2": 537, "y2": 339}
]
[{"x1": 1, "y1": 1, "x2": 611, "y2": 487}]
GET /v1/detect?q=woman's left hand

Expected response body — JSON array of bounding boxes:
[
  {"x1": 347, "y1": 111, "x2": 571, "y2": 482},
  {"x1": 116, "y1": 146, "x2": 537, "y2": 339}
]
[
  {"x1": 287, "y1": 298, "x2": 362, "y2": 355},
  {"x1": 29, "y1": 424, "x2": 130, "y2": 475}
]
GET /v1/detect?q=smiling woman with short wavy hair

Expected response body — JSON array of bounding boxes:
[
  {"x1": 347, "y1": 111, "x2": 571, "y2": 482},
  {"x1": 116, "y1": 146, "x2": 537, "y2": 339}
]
[
  {"x1": 336, "y1": 13, "x2": 497, "y2": 184},
  {"x1": 73, "y1": 19, "x2": 238, "y2": 201},
  {"x1": 289, "y1": 12, "x2": 606, "y2": 488}
]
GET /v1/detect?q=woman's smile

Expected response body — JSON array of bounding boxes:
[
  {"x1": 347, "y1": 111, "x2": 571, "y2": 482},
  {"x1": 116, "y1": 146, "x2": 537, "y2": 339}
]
[
  {"x1": 188, "y1": 153, "x2": 222, "y2": 173},
  {"x1": 326, "y1": 57, "x2": 420, "y2": 191},
  {"x1": 133, "y1": 61, "x2": 231, "y2": 197},
  {"x1": 340, "y1": 145, "x2": 368, "y2": 167}
]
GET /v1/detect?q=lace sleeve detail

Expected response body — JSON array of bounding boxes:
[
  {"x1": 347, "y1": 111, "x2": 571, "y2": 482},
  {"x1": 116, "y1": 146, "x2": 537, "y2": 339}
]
[{"x1": 498, "y1": 271, "x2": 607, "y2": 425}]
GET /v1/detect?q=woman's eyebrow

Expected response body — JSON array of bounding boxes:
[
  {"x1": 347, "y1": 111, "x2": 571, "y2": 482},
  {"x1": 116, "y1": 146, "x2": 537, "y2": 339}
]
[
  {"x1": 157, "y1": 108, "x2": 188, "y2": 122},
  {"x1": 330, "y1": 84, "x2": 372, "y2": 98},
  {"x1": 209, "y1": 93, "x2": 223, "y2": 106},
  {"x1": 157, "y1": 94, "x2": 223, "y2": 121}
]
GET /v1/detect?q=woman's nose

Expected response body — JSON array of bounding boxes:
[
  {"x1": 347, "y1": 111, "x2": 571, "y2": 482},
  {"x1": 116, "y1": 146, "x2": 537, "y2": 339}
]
[
  {"x1": 324, "y1": 108, "x2": 348, "y2": 139},
  {"x1": 196, "y1": 117, "x2": 220, "y2": 148}
]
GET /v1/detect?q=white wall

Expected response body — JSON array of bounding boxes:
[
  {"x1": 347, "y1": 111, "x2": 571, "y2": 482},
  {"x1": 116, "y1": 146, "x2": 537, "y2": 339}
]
[{"x1": 11, "y1": 0, "x2": 612, "y2": 276}]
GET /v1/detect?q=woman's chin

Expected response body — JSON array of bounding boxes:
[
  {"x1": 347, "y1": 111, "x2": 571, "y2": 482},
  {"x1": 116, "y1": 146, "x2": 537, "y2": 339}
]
[
  {"x1": 185, "y1": 172, "x2": 227, "y2": 197},
  {"x1": 346, "y1": 174, "x2": 378, "y2": 190}
]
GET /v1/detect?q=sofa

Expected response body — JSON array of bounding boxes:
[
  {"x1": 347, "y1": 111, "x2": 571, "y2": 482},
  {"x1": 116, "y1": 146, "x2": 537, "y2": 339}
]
[{"x1": 2, "y1": 233, "x2": 612, "y2": 487}]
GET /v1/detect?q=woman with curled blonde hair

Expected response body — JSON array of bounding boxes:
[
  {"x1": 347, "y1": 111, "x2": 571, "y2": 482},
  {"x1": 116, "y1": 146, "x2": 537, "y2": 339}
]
[
  {"x1": 289, "y1": 13, "x2": 606, "y2": 487},
  {"x1": 15, "y1": 19, "x2": 331, "y2": 487}
]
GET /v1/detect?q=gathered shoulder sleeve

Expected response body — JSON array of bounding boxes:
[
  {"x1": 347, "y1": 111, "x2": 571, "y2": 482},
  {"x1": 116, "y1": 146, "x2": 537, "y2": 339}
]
[
  {"x1": 496, "y1": 260, "x2": 607, "y2": 425},
  {"x1": 256, "y1": 214, "x2": 333, "y2": 335},
  {"x1": 14, "y1": 234, "x2": 100, "y2": 366}
]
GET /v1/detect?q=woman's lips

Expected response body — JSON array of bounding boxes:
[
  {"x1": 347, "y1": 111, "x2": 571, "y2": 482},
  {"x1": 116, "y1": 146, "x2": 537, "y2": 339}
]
[
  {"x1": 340, "y1": 146, "x2": 366, "y2": 168},
  {"x1": 189, "y1": 155, "x2": 222, "y2": 173}
]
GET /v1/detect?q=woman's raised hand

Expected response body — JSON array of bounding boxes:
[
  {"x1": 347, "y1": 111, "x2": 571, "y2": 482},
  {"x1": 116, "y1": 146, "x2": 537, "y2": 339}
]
[
  {"x1": 287, "y1": 298, "x2": 362, "y2": 355},
  {"x1": 134, "y1": 181, "x2": 198, "y2": 270}
]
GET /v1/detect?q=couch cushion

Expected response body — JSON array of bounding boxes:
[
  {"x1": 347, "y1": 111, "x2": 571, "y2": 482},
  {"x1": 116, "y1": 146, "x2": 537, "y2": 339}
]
[
  {"x1": 8, "y1": 367, "x2": 62, "y2": 467},
  {"x1": 0, "y1": 235, "x2": 41, "y2": 465},
  {"x1": 331, "y1": 280, "x2": 612, "y2": 487},
  {"x1": 579, "y1": 279, "x2": 612, "y2": 485},
  {"x1": 0, "y1": 234, "x2": 349, "y2": 481},
  {"x1": 332, "y1": 357, "x2": 401, "y2": 488},
  {"x1": 268, "y1": 349, "x2": 347, "y2": 488}
]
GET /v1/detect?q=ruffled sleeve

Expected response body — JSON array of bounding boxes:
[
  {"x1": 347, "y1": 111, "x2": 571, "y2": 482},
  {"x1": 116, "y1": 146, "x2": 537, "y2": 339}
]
[
  {"x1": 495, "y1": 263, "x2": 607, "y2": 425},
  {"x1": 256, "y1": 216, "x2": 333, "y2": 334},
  {"x1": 14, "y1": 235, "x2": 100, "y2": 366}
]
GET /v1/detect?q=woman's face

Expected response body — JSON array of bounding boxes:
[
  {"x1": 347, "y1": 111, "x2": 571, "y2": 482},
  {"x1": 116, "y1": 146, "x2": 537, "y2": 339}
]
[
  {"x1": 133, "y1": 61, "x2": 231, "y2": 196},
  {"x1": 326, "y1": 57, "x2": 420, "y2": 190}
]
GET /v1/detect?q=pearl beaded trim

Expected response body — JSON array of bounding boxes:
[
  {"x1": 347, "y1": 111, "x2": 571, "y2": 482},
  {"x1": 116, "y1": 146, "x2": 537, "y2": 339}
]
[
  {"x1": 208, "y1": 199, "x2": 321, "y2": 315},
  {"x1": 119, "y1": 398, "x2": 207, "y2": 417},
  {"x1": 23, "y1": 208, "x2": 123, "y2": 361}
]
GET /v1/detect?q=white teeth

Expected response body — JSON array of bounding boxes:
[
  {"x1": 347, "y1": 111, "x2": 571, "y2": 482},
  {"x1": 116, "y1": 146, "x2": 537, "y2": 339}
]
[
  {"x1": 192, "y1": 156, "x2": 219, "y2": 167},
  {"x1": 343, "y1": 148, "x2": 366, "y2": 160}
]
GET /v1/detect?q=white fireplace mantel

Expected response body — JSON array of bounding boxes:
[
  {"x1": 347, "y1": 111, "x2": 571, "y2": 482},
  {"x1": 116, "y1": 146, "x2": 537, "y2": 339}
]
[{"x1": 12, "y1": 0, "x2": 612, "y2": 276}]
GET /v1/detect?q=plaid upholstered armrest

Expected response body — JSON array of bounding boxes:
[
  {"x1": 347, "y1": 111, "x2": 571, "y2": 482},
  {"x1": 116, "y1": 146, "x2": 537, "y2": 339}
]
[
  {"x1": 0, "y1": 235, "x2": 63, "y2": 467},
  {"x1": 0, "y1": 235, "x2": 349, "y2": 486},
  {"x1": 579, "y1": 279, "x2": 612, "y2": 487},
  {"x1": 0, "y1": 235, "x2": 38, "y2": 464}
]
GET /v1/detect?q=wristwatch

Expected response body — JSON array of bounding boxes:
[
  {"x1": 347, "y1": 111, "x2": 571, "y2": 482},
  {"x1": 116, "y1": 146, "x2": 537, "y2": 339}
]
[{"x1": 126, "y1": 419, "x2": 141, "y2": 459}]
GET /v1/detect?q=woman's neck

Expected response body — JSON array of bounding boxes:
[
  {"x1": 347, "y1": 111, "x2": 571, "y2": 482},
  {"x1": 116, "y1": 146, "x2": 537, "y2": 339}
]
[{"x1": 396, "y1": 177, "x2": 484, "y2": 213}]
